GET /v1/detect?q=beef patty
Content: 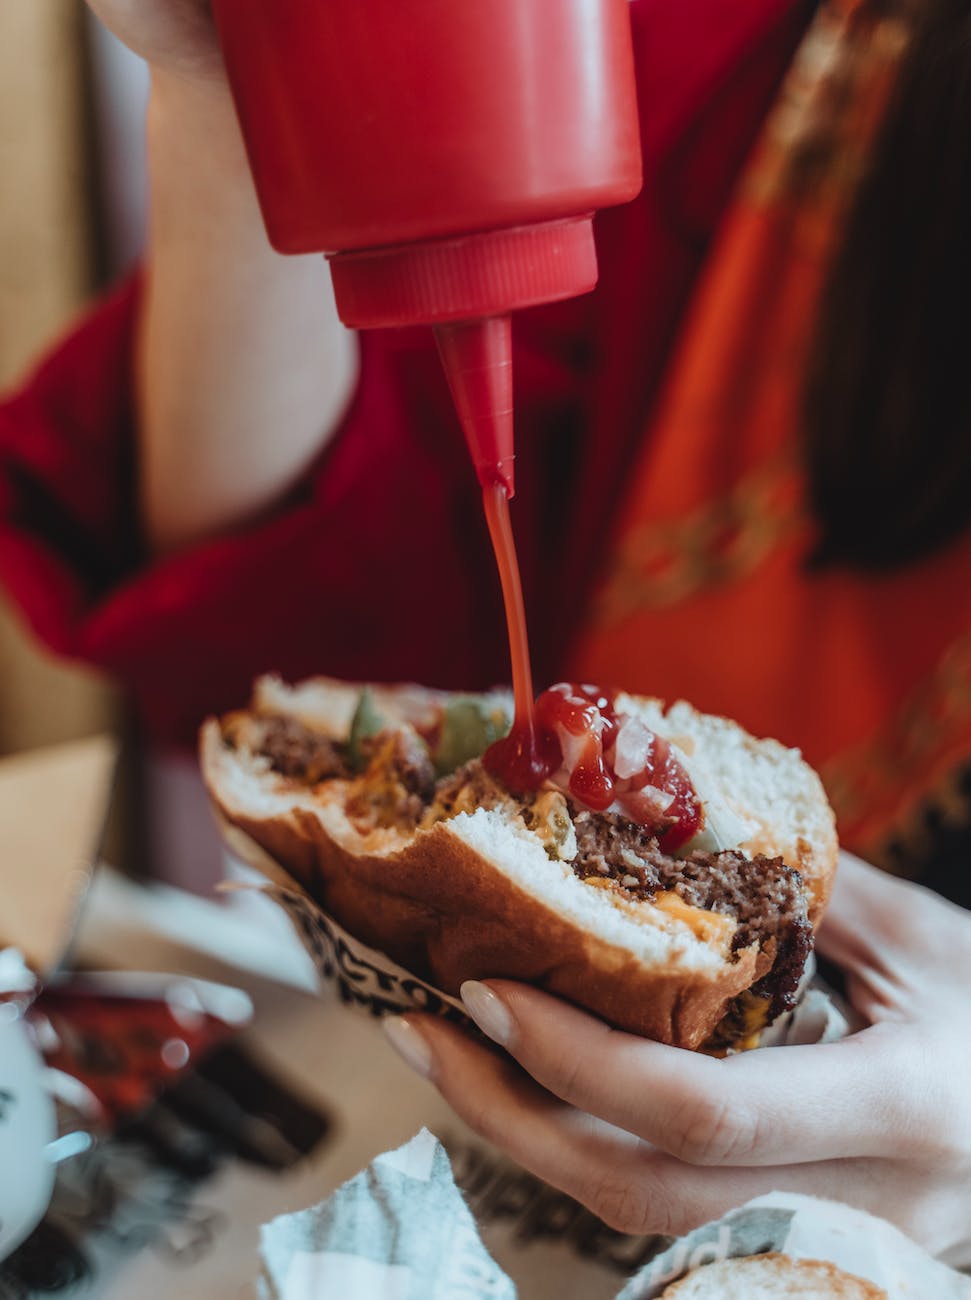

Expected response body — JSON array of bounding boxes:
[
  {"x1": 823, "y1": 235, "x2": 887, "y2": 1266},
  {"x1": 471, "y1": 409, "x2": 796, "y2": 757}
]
[
  {"x1": 571, "y1": 806, "x2": 811, "y2": 1018},
  {"x1": 241, "y1": 721, "x2": 811, "y2": 1021},
  {"x1": 252, "y1": 714, "x2": 350, "y2": 784}
]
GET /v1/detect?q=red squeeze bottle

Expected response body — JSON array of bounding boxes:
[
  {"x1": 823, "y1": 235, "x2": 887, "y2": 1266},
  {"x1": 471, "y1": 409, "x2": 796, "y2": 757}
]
[
  {"x1": 211, "y1": 0, "x2": 643, "y2": 752},
  {"x1": 209, "y1": 0, "x2": 643, "y2": 498}
]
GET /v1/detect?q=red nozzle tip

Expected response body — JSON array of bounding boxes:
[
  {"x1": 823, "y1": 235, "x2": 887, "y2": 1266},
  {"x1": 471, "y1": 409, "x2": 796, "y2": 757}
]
[
  {"x1": 479, "y1": 458, "x2": 516, "y2": 498},
  {"x1": 435, "y1": 318, "x2": 515, "y2": 499}
]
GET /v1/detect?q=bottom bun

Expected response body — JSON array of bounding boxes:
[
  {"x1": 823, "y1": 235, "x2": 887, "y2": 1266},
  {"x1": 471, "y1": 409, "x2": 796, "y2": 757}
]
[{"x1": 660, "y1": 1253, "x2": 887, "y2": 1298}]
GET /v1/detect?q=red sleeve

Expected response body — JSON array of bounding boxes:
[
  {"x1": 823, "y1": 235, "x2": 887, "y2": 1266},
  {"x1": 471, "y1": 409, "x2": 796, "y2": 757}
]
[{"x1": 0, "y1": 276, "x2": 143, "y2": 655}]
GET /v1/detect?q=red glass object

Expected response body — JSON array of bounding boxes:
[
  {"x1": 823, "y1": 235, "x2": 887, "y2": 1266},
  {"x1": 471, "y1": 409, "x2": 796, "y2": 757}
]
[
  {"x1": 29, "y1": 978, "x2": 250, "y2": 1125},
  {"x1": 210, "y1": 0, "x2": 643, "y2": 494}
]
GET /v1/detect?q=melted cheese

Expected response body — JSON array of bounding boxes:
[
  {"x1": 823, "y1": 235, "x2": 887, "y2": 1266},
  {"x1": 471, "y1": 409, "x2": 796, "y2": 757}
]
[
  {"x1": 652, "y1": 890, "x2": 735, "y2": 946},
  {"x1": 525, "y1": 790, "x2": 578, "y2": 862},
  {"x1": 703, "y1": 989, "x2": 775, "y2": 1056},
  {"x1": 579, "y1": 879, "x2": 735, "y2": 947}
]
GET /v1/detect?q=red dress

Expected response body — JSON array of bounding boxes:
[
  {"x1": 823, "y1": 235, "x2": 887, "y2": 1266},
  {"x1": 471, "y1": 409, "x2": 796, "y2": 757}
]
[{"x1": 0, "y1": 0, "x2": 809, "y2": 751}]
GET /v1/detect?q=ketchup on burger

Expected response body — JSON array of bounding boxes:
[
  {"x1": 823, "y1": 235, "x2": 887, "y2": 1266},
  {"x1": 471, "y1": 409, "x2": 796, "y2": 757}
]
[{"x1": 481, "y1": 483, "x2": 701, "y2": 853}]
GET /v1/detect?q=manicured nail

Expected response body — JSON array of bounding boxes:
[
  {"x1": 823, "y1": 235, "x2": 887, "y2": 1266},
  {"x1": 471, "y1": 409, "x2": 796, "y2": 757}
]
[
  {"x1": 382, "y1": 1016, "x2": 434, "y2": 1078},
  {"x1": 460, "y1": 981, "x2": 514, "y2": 1046}
]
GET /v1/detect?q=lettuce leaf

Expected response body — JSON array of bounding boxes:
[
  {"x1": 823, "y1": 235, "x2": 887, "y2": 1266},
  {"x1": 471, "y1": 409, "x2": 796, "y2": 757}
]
[
  {"x1": 433, "y1": 697, "x2": 510, "y2": 776},
  {"x1": 348, "y1": 687, "x2": 388, "y2": 771}
]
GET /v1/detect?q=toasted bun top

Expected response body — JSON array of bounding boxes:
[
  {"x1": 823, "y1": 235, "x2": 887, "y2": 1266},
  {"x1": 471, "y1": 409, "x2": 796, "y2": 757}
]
[{"x1": 659, "y1": 1253, "x2": 887, "y2": 1298}]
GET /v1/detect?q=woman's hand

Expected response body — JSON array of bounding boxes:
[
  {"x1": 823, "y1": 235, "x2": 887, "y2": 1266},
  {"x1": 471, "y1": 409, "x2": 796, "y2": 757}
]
[
  {"x1": 83, "y1": 2, "x2": 358, "y2": 554},
  {"x1": 383, "y1": 853, "x2": 971, "y2": 1266}
]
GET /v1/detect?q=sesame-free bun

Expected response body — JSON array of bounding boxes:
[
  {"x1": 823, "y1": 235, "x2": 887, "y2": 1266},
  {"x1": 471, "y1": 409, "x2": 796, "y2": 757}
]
[
  {"x1": 200, "y1": 676, "x2": 837, "y2": 1050},
  {"x1": 659, "y1": 1253, "x2": 886, "y2": 1297}
]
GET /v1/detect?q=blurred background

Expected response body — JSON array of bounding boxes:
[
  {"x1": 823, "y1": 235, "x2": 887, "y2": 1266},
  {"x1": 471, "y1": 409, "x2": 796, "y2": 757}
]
[{"x1": 0, "y1": 0, "x2": 146, "y2": 758}]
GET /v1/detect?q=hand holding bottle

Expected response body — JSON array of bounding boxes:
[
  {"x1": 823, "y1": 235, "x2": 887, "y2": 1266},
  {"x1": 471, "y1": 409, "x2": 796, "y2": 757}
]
[{"x1": 83, "y1": 1, "x2": 358, "y2": 556}]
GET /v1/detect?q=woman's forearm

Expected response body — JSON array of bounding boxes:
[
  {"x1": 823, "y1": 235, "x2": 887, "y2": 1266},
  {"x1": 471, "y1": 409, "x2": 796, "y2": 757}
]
[{"x1": 139, "y1": 71, "x2": 358, "y2": 555}]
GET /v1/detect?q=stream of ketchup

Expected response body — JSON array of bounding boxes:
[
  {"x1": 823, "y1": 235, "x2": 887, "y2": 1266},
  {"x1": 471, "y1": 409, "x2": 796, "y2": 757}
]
[
  {"x1": 480, "y1": 483, "x2": 701, "y2": 850},
  {"x1": 480, "y1": 484, "x2": 548, "y2": 786}
]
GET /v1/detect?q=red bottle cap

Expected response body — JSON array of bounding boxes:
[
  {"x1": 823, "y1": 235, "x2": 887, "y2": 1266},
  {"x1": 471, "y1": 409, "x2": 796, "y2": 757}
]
[
  {"x1": 328, "y1": 216, "x2": 599, "y2": 496},
  {"x1": 327, "y1": 215, "x2": 597, "y2": 327}
]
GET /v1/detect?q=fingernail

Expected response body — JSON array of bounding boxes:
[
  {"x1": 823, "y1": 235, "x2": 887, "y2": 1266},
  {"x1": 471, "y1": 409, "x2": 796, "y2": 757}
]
[
  {"x1": 382, "y1": 1016, "x2": 434, "y2": 1079},
  {"x1": 460, "y1": 980, "x2": 514, "y2": 1046}
]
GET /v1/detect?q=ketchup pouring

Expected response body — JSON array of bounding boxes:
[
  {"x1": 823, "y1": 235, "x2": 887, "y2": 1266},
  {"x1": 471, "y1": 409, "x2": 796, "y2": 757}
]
[
  {"x1": 476, "y1": 459, "x2": 701, "y2": 848},
  {"x1": 203, "y1": 2, "x2": 704, "y2": 843},
  {"x1": 480, "y1": 483, "x2": 547, "y2": 783},
  {"x1": 440, "y1": 318, "x2": 704, "y2": 848}
]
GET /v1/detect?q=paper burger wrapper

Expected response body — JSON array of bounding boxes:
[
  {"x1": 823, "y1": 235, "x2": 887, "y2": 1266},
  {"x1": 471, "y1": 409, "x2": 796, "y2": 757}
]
[
  {"x1": 218, "y1": 821, "x2": 471, "y2": 1026},
  {"x1": 218, "y1": 819, "x2": 856, "y2": 1045},
  {"x1": 616, "y1": 1191, "x2": 971, "y2": 1298},
  {"x1": 258, "y1": 1133, "x2": 971, "y2": 1300}
]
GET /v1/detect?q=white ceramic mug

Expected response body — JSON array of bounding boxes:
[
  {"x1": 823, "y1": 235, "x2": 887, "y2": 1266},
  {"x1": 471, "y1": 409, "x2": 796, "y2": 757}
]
[{"x1": 0, "y1": 1003, "x2": 56, "y2": 1261}]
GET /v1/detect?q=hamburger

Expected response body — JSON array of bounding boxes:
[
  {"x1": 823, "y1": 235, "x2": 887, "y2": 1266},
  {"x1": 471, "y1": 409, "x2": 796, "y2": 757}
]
[{"x1": 200, "y1": 675, "x2": 837, "y2": 1051}]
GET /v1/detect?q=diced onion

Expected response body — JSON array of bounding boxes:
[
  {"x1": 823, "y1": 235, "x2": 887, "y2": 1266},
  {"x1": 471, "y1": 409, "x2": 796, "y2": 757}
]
[
  {"x1": 612, "y1": 717, "x2": 653, "y2": 780},
  {"x1": 612, "y1": 785, "x2": 675, "y2": 822},
  {"x1": 554, "y1": 722, "x2": 595, "y2": 776},
  {"x1": 681, "y1": 800, "x2": 751, "y2": 855}
]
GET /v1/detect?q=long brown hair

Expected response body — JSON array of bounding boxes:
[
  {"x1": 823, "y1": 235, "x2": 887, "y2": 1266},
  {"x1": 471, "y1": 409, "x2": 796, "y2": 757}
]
[{"x1": 804, "y1": 0, "x2": 971, "y2": 570}]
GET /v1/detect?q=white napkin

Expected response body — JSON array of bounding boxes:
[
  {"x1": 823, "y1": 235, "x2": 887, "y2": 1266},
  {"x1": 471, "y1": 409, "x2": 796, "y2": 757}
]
[
  {"x1": 259, "y1": 1129, "x2": 515, "y2": 1300},
  {"x1": 259, "y1": 1132, "x2": 971, "y2": 1300}
]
